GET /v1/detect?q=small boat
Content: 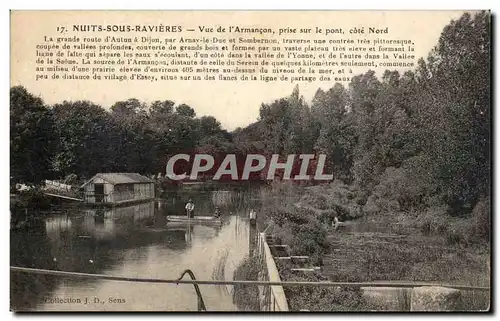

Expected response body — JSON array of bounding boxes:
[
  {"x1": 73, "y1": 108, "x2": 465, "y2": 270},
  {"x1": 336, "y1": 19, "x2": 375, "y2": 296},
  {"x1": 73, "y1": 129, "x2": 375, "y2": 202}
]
[
  {"x1": 140, "y1": 226, "x2": 188, "y2": 233},
  {"x1": 166, "y1": 215, "x2": 222, "y2": 225},
  {"x1": 332, "y1": 220, "x2": 353, "y2": 230}
]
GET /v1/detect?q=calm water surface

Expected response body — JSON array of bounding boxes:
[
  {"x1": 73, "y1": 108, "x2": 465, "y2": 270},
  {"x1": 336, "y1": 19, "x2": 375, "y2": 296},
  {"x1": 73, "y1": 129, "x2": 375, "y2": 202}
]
[{"x1": 11, "y1": 189, "x2": 261, "y2": 311}]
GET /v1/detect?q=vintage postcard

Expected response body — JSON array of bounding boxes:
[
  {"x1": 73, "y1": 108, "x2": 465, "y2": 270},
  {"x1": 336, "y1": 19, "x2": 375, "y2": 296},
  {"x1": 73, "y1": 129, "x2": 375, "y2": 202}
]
[{"x1": 9, "y1": 10, "x2": 491, "y2": 312}]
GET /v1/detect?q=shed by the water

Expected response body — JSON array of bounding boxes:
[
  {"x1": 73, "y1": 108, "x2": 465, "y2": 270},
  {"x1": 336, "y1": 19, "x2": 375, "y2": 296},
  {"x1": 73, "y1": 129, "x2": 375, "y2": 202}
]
[{"x1": 81, "y1": 173, "x2": 155, "y2": 205}]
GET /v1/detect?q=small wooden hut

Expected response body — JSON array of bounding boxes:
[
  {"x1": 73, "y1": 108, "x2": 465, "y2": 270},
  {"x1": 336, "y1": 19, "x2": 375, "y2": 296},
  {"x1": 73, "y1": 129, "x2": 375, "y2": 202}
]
[{"x1": 81, "y1": 173, "x2": 155, "y2": 206}]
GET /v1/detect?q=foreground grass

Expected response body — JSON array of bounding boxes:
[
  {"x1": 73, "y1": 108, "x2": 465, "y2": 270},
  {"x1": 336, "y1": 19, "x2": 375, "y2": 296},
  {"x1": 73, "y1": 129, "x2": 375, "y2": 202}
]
[
  {"x1": 232, "y1": 256, "x2": 261, "y2": 311},
  {"x1": 276, "y1": 261, "x2": 371, "y2": 311}
]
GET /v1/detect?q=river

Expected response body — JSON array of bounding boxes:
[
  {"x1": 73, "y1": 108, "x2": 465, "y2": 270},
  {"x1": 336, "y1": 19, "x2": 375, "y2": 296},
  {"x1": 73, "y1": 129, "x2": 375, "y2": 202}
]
[{"x1": 10, "y1": 189, "x2": 262, "y2": 311}]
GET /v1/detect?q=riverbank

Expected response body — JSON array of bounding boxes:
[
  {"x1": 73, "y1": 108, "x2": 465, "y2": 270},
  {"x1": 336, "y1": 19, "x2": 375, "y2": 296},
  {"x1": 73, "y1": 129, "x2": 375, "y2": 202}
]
[{"x1": 258, "y1": 181, "x2": 490, "y2": 311}]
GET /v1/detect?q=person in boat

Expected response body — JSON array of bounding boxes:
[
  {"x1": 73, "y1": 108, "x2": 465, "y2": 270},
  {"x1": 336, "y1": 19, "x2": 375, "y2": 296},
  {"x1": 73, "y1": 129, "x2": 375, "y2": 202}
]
[
  {"x1": 185, "y1": 199, "x2": 195, "y2": 218},
  {"x1": 213, "y1": 206, "x2": 221, "y2": 218}
]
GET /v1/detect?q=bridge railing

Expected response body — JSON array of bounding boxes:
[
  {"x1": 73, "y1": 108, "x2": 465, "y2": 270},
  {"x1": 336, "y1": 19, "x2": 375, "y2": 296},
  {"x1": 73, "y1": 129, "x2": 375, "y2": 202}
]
[{"x1": 256, "y1": 231, "x2": 289, "y2": 311}]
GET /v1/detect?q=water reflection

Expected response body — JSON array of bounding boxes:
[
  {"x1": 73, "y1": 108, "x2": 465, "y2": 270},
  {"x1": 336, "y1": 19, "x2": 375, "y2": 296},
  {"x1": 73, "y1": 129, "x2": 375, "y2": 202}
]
[{"x1": 11, "y1": 189, "x2": 260, "y2": 311}]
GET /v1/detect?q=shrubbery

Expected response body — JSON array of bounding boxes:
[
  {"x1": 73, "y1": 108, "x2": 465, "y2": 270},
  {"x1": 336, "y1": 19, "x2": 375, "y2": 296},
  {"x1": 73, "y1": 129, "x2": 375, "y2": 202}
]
[
  {"x1": 414, "y1": 197, "x2": 490, "y2": 247},
  {"x1": 269, "y1": 206, "x2": 329, "y2": 265},
  {"x1": 270, "y1": 206, "x2": 314, "y2": 227}
]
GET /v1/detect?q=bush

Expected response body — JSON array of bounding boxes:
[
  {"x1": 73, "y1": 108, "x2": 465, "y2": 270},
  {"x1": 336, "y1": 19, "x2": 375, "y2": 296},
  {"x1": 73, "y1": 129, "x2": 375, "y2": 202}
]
[
  {"x1": 270, "y1": 205, "x2": 329, "y2": 266},
  {"x1": 445, "y1": 197, "x2": 490, "y2": 247},
  {"x1": 269, "y1": 206, "x2": 314, "y2": 227},
  {"x1": 287, "y1": 220, "x2": 329, "y2": 264},
  {"x1": 355, "y1": 194, "x2": 368, "y2": 206},
  {"x1": 372, "y1": 166, "x2": 428, "y2": 212},
  {"x1": 415, "y1": 205, "x2": 449, "y2": 235},
  {"x1": 63, "y1": 173, "x2": 78, "y2": 185},
  {"x1": 313, "y1": 195, "x2": 328, "y2": 210},
  {"x1": 414, "y1": 199, "x2": 490, "y2": 247},
  {"x1": 318, "y1": 210, "x2": 337, "y2": 225},
  {"x1": 299, "y1": 191, "x2": 329, "y2": 210}
]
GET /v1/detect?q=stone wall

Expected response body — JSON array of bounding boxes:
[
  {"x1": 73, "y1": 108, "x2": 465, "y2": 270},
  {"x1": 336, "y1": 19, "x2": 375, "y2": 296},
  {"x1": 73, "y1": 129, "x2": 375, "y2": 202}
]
[{"x1": 362, "y1": 285, "x2": 466, "y2": 311}]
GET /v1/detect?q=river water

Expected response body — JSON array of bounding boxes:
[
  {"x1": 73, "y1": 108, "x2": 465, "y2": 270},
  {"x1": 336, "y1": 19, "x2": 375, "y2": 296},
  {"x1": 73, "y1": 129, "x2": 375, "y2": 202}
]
[{"x1": 10, "y1": 189, "x2": 262, "y2": 311}]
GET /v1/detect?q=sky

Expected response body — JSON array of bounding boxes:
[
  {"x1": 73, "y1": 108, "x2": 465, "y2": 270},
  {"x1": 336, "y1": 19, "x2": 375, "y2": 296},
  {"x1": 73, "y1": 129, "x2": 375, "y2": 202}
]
[{"x1": 10, "y1": 10, "x2": 469, "y2": 130}]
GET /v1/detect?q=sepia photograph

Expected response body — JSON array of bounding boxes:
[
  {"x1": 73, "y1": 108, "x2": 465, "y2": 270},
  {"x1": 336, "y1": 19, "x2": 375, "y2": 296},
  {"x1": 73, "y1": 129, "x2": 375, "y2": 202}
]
[{"x1": 9, "y1": 9, "x2": 491, "y2": 312}]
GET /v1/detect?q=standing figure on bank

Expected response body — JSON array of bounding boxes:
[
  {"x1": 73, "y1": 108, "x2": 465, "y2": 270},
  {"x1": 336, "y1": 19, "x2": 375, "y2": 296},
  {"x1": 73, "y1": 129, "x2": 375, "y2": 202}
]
[
  {"x1": 214, "y1": 206, "x2": 221, "y2": 218},
  {"x1": 185, "y1": 199, "x2": 195, "y2": 218},
  {"x1": 249, "y1": 209, "x2": 257, "y2": 226}
]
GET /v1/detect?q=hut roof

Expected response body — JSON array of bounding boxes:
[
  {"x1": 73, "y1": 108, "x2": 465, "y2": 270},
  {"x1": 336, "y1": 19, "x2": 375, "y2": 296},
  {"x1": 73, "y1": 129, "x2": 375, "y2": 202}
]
[{"x1": 81, "y1": 173, "x2": 154, "y2": 187}]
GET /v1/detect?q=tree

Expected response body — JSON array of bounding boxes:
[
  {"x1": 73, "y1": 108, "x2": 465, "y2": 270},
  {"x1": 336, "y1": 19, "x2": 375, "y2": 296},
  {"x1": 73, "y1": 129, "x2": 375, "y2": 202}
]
[
  {"x1": 111, "y1": 98, "x2": 146, "y2": 118},
  {"x1": 51, "y1": 101, "x2": 114, "y2": 178},
  {"x1": 417, "y1": 11, "x2": 491, "y2": 210},
  {"x1": 176, "y1": 104, "x2": 196, "y2": 118},
  {"x1": 312, "y1": 84, "x2": 354, "y2": 181},
  {"x1": 257, "y1": 86, "x2": 317, "y2": 156},
  {"x1": 198, "y1": 116, "x2": 222, "y2": 137},
  {"x1": 150, "y1": 100, "x2": 175, "y2": 117}
]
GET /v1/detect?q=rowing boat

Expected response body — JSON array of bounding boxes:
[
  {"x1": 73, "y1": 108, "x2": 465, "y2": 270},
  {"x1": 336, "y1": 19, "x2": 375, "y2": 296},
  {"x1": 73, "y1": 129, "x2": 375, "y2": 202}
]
[{"x1": 166, "y1": 215, "x2": 222, "y2": 225}]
